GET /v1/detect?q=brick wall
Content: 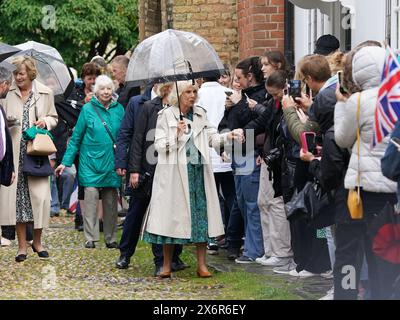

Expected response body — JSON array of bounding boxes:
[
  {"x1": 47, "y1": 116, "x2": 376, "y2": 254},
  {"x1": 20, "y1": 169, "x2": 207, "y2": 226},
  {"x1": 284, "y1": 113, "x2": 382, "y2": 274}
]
[
  {"x1": 139, "y1": 0, "x2": 286, "y2": 66},
  {"x1": 139, "y1": 0, "x2": 162, "y2": 41},
  {"x1": 237, "y1": 0, "x2": 285, "y2": 60},
  {"x1": 171, "y1": 0, "x2": 239, "y2": 66}
]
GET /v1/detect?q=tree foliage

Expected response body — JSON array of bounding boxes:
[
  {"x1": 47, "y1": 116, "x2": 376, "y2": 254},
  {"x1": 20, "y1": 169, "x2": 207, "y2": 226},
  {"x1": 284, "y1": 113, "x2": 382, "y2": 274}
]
[{"x1": 0, "y1": 0, "x2": 139, "y2": 70}]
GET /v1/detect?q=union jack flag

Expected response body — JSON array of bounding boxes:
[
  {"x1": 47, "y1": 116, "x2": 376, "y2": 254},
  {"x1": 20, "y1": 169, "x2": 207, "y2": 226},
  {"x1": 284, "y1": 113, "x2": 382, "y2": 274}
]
[{"x1": 373, "y1": 46, "x2": 400, "y2": 147}]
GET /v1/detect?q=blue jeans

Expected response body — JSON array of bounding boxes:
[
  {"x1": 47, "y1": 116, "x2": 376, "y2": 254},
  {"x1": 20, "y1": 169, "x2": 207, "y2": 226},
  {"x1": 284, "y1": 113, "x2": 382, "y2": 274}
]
[
  {"x1": 50, "y1": 165, "x2": 76, "y2": 212},
  {"x1": 233, "y1": 157, "x2": 264, "y2": 260}
]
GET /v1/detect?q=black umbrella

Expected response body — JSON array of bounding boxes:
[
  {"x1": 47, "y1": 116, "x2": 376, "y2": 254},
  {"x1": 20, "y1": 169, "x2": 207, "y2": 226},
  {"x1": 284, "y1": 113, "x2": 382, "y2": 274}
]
[{"x1": 0, "y1": 42, "x2": 20, "y2": 63}]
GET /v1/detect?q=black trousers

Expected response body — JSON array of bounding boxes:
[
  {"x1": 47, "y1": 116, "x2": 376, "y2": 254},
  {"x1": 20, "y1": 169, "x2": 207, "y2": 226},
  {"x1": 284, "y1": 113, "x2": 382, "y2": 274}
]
[
  {"x1": 1, "y1": 224, "x2": 33, "y2": 241},
  {"x1": 118, "y1": 196, "x2": 182, "y2": 267},
  {"x1": 290, "y1": 159, "x2": 331, "y2": 273},
  {"x1": 334, "y1": 190, "x2": 399, "y2": 300}
]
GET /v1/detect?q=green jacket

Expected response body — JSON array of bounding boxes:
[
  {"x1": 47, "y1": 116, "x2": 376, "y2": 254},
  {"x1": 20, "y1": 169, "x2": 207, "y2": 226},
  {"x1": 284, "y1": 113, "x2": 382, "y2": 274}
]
[
  {"x1": 283, "y1": 107, "x2": 319, "y2": 144},
  {"x1": 62, "y1": 97, "x2": 125, "y2": 188}
]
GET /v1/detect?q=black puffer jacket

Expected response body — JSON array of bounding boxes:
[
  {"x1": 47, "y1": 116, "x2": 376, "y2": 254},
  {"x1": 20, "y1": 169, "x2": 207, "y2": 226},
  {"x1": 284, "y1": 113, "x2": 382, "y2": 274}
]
[
  {"x1": 308, "y1": 126, "x2": 351, "y2": 223},
  {"x1": 218, "y1": 84, "x2": 267, "y2": 162}
]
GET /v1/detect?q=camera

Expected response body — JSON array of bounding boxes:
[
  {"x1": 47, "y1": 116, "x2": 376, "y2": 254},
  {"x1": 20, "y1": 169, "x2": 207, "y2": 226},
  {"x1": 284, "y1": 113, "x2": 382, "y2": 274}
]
[{"x1": 264, "y1": 148, "x2": 281, "y2": 167}]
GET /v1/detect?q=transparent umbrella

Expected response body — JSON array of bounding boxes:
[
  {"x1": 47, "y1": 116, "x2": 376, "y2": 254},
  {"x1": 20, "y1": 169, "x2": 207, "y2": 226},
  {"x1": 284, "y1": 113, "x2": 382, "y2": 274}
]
[
  {"x1": 15, "y1": 41, "x2": 63, "y2": 60},
  {"x1": 126, "y1": 29, "x2": 225, "y2": 87},
  {"x1": 0, "y1": 42, "x2": 20, "y2": 63},
  {"x1": 6, "y1": 49, "x2": 74, "y2": 98}
]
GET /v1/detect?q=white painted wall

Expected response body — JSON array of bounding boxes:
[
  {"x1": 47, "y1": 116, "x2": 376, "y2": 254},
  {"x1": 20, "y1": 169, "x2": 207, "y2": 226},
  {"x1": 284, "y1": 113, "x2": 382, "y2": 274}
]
[{"x1": 350, "y1": 0, "x2": 386, "y2": 47}]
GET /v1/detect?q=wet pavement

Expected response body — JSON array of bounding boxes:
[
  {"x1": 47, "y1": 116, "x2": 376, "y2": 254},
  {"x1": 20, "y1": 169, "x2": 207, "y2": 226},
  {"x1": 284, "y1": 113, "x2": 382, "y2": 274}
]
[{"x1": 207, "y1": 250, "x2": 333, "y2": 300}]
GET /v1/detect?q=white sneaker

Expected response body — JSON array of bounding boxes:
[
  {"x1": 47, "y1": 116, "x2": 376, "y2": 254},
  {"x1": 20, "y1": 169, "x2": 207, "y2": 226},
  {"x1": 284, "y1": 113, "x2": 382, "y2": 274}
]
[
  {"x1": 260, "y1": 256, "x2": 291, "y2": 267},
  {"x1": 273, "y1": 260, "x2": 297, "y2": 275},
  {"x1": 320, "y1": 270, "x2": 333, "y2": 279},
  {"x1": 319, "y1": 287, "x2": 334, "y2": 300},
  {"x1": 288, "y1": 269, "x2": 301, "y2": 277},
  {"x1": 255, "y1": 255, "x2": 270, "y2": 264},
  {"x1": 298, "y1": 270, "x2": 318, "y2": 278}
]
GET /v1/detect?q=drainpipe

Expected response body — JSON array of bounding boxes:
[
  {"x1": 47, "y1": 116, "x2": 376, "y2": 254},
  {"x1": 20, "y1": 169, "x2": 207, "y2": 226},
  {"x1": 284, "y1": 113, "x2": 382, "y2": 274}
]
[{"x1": 284, "y1": 0, "x2": 295, "y2": 75}]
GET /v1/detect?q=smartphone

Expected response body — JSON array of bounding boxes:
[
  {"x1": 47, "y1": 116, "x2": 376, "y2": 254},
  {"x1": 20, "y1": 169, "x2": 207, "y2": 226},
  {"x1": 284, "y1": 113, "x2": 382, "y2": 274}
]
[
  {"x1": 288, "y1": 80, "x2": 302, "y2": 99},
  {"x1": 337, "y1": 71, "x2": 348, "y2": 95},
  {"x1": 305, "y1": 84, "x2": 311, "y2": 97},
  {"x1": 301, "y1": 132, "x2": 316, "y2": 153}
]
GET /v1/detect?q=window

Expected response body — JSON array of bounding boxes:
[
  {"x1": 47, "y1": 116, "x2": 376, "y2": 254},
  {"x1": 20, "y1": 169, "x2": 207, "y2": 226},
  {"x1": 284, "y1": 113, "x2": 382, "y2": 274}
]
[
  {"x1": 392, "y1": 0, "x2": 400, "y2": 50},
  {"x1": 307, "y1": 8, "x2": 329, "y2": 54},
  {"x1": 387, "y1": 0, "x2": 400, "y2": 49}
]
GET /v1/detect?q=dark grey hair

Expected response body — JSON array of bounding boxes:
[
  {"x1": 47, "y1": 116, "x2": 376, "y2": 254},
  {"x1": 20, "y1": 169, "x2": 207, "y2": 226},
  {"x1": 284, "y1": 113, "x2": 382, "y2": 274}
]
[{"x1": 0, "y1": 66, "x2": 12, "y2": 83}]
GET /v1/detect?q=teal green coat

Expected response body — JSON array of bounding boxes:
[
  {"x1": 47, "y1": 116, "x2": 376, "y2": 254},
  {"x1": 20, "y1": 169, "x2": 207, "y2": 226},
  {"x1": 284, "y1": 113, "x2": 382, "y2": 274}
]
[{"x1": 62, "y1": 97, "x2": 124, "y2": 188}]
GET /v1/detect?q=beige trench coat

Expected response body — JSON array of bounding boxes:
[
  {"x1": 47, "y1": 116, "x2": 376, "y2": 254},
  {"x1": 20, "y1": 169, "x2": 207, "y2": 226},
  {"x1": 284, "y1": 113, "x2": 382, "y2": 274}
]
[
  {"x1": 144, "y1": 105, "x2": 229, "y2": 239},
  {"x1": 0, "y1": 80, "x2": 58, "y2": 229}
]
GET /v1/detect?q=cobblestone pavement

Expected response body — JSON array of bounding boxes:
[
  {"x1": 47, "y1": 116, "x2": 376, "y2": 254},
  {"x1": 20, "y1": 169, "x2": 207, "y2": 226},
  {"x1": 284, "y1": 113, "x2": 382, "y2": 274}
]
[{"x1": 0, "y1": 215, "x2": 332, "y2": 300}]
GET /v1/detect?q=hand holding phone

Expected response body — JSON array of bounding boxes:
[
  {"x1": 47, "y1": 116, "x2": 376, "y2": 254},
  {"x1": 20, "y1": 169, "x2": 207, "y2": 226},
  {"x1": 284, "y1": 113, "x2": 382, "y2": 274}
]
[
  {"x1": 300, "y1": 132, "x2": 316, "y2": 154},
  {"x1": 288, "y1": 80, "x2": 302, "y2": 99},
  {"x1": 337, "y1": 71, "x2": 348, "y2": 95}
]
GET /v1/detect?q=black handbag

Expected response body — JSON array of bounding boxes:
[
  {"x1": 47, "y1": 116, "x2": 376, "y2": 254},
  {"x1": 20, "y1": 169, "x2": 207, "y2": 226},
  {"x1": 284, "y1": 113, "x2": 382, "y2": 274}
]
[
  {"x1": 285, "y1": 180, "x2": 335, "y2": 228},
  {"x1": 22, "y1": 154, "x2": 53, "y2": 177}
]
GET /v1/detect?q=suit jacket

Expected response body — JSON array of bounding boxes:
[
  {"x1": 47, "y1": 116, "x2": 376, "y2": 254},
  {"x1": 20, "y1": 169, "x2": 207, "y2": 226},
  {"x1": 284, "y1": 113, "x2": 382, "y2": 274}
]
[{"x1": 0, "y1": 104, "x2": 14, "y2": 186}]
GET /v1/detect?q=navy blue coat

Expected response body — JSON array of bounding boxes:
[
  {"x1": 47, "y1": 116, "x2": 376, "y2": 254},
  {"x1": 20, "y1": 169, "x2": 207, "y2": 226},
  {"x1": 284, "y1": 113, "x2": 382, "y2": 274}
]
[{"x1": 114, "y1": 86, "x2": 152, "y2": 170}]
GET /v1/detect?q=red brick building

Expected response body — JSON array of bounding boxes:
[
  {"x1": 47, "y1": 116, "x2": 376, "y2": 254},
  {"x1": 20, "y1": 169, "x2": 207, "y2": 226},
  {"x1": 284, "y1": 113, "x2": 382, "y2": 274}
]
[{"x1": 139, "y1": 0, "x2": 293, "y2": 67}]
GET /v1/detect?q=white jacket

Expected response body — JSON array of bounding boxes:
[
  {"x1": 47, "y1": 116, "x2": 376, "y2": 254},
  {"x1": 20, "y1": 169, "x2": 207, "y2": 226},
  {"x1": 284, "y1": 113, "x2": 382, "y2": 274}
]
[{"x1": 334, "y1": 46, "x2": 397, "y2": 193}]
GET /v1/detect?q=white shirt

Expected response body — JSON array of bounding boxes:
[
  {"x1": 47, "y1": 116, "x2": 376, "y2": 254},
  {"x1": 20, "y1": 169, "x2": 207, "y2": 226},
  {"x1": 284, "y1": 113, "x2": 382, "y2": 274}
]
[{"x1": 197, "y1": 82, "x2": 232, "y2": 173}]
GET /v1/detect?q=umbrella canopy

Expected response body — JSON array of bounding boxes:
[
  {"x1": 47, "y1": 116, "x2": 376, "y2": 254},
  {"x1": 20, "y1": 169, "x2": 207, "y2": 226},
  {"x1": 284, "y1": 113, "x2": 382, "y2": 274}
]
[
  {"x1": 15, "y1": 41, "x2": 63, "y2": 60},
  {"x1": 0, "y1": 42, "x2": 20, "y2": 63},
  {"x1": 6, "y1": 49, "x2": 74, "y2": 98},
  {"x1": 126, "y1": 29, "x2": 225, "y2": 87},
  {"x1": 369, "y1": 203, "x2": 400, "y2": 264}
]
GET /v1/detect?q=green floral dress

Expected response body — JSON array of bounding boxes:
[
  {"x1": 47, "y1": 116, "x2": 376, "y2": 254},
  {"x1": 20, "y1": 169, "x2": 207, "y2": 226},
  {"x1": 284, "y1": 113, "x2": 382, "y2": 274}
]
[{"x1": 144, "y1": 110, "x2": 210, "y2": 244}]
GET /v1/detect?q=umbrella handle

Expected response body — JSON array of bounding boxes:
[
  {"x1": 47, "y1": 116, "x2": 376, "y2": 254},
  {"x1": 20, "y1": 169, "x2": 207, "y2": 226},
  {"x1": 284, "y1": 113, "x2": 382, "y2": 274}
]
[{"x1": 179, "y1": 114, "x2": 191, "y2": 135}]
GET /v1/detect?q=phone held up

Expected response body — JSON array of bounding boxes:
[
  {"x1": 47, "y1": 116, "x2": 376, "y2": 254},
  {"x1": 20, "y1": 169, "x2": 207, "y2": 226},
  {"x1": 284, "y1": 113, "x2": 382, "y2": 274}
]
[
  {"x1": 301, "y1": 132, "x2": 316, "y2": 154},
  {"x1": 288, "y1": 80, "x2": 302, "y2": 99},
  {"x1": 337, "y1": 70, "x2": 348, "y2": 95}
]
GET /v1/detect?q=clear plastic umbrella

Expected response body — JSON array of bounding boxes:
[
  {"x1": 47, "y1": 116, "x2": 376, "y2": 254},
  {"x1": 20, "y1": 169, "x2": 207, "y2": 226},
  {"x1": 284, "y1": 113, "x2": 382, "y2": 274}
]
[
  {"x1": 0, "y1": 42, "x2": 20, "y2": 63},
  {"x1": 6, "y1": 49, "x2": 74, "y2": 98},
  {"x1": 15, "y1": 41, "x2": 63, "y2": 60},
  {"x1": 126, "y1": 29, "x2": 225, "y2": 87}
]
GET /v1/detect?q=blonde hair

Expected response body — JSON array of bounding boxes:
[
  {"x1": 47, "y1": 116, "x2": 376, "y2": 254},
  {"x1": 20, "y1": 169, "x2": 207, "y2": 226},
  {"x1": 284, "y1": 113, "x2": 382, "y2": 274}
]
[
  {"x1": 156, "y1": 82, "x2": 174, "y2": 98},
  {"x1": 169, "y1": 80, "x2": 198, "y2": 107},
  {"x1": 326, "y1": 51, "x2": 345, "y2": 76},
  {"x1": 12, "y1": 56, "x2": 37, "y2": 81}
]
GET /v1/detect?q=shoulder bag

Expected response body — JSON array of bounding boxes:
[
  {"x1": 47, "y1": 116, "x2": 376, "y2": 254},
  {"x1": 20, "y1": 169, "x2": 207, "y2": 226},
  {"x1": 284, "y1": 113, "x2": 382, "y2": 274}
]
[{"x1": 347, "y1": 93, "x2": 363, "y2": 219}]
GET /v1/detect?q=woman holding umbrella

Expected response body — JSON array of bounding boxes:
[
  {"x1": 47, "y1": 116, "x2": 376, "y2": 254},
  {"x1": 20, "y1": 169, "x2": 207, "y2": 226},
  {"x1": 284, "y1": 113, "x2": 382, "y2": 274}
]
[
  {"x1": 0, "y1": 56, "x2": 58, "y2": 262},
  {"x1": 143, "y1": 80, "x2": 243, "y2": 278}
]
